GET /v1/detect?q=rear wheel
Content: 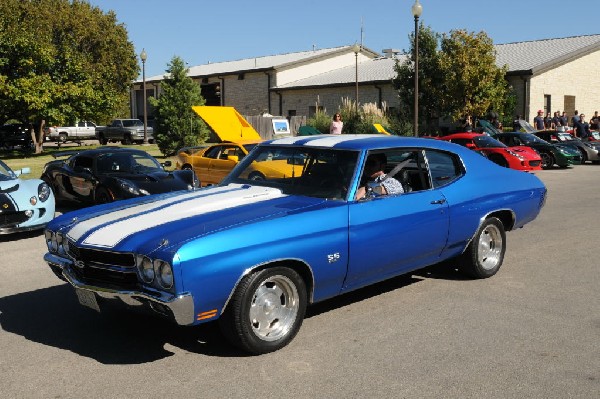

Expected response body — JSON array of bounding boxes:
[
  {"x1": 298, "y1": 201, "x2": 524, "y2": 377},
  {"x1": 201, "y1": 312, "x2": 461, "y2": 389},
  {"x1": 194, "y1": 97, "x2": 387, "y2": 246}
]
[
  {"x1": 579, "y1": 149, "x2": 588, "y2": 164},
  {"x1": 122, "y1": 134, "x2": 132, "y2": 145},
  {"x1": 98, "y1": 134, "x2": 108, "y2": 145},
  {"x1": 249, "y1": 172, "x2": 265, "y2": 181},
  {"x1": 459, "y1": 217, "x2": 506, "y2": 279},
  {"x1": 58, "y1": 133, "x2": 68, "y2": 143},
  {"x1": 219, "y1": 267, "x2": 307, "y2": 354}
]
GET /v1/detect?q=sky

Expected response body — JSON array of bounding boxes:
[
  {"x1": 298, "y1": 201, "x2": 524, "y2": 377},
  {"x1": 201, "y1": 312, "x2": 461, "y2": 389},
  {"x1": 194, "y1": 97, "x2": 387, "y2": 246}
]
[{"x1": 87, "y1": 0, "x2": 600, "y2": 79}]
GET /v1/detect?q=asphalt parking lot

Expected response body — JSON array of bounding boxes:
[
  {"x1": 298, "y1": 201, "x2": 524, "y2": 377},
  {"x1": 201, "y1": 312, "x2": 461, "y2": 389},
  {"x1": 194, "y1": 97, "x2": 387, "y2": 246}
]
[{"x1": 0, "y1": 165, "x2": 598, "y2": 398}]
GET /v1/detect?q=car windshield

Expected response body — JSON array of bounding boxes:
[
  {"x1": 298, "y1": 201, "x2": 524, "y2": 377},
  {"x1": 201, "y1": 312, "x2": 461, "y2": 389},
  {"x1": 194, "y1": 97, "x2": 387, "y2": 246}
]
[
  {"x1": 519, "y1": 133, "x2": 549, "y2": 145},
  {"x1": 0, "y1": 160, "x2": 17, "y2": 181},
  {"x1": 223, "y1": 146, "x2": 359, "y2": 200},
  {"x1": 473, "y1": 135, "x2": 506, "y2": 148},
  {"x1": 122, "y1": 120, "x2": 143, "y2": 128},
  {"x1": 96, "y1": 151, "x2": 163, "y2": 173}
]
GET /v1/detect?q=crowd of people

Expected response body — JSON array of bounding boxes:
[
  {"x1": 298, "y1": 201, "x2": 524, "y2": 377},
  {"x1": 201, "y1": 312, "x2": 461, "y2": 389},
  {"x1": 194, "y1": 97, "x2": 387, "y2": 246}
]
[{"x1": 527, "y1": 109, "x2": 599, "y2": 138}]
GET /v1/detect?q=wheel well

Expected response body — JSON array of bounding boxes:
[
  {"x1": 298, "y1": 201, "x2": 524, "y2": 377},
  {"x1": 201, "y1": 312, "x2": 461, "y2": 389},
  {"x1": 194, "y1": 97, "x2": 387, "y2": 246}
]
[
  {"x1": 228, "y1": 259, "x2": 315, "y2": 308},
  {"x1": 487, "y1": 210, "x2": 515, "y2": 231}
]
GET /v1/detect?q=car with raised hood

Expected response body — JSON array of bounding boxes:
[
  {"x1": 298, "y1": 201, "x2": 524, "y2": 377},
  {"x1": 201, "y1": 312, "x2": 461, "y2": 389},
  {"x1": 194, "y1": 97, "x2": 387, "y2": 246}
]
[
  {"x1": 44, "y1": 134, "x2": 546, "y2": 354},
  {"x1": 175, "y1": 106, "x2": 298, "y2": 186},
  {"x1": 41, "y1": 147, "x2": 198, "y2": 205},
  {"x1": 0, "y1": 159, "x2": 55, "y2": 234},
  {"x1": 438, "y1": 132, "x2": 542, "y2": 171}
]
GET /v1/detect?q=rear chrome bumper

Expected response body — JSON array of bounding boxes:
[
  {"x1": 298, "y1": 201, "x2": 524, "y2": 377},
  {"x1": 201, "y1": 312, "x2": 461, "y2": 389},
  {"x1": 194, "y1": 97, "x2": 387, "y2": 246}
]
[{"x1": 44, "y1": 252, "x2": 195, "y2": 325}]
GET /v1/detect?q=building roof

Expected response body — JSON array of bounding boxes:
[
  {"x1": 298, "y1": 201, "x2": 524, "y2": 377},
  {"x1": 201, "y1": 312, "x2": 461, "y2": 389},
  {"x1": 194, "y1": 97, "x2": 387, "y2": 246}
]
[
  {"x1": 273, "y1": 56, "x2": 407, "y2": 89},
  {"x1": 142, "y1": 34, "x2": 600, "y2": 87},
  {"x1": 145, "y1": 45, "x2": 380, "y2": 82},
  {"x1": 496, "y1": 34, "x2": 600, "y2": 75}
]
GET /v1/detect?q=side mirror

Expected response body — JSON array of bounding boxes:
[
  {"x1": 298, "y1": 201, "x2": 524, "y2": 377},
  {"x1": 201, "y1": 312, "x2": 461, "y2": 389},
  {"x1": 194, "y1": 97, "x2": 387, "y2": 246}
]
[
  {"x1": 227, "y1": 155, "x2": 239, "y2": 162},
  {"x1": 162, "y1": 160, "x2": 172, "y2": 168},
  {"x1": 465, "y1": 143, "x2": 476, "y2": 149}
]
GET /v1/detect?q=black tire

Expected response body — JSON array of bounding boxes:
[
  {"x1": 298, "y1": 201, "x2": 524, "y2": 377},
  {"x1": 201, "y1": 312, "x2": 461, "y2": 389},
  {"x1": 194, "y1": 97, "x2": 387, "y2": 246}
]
[
  {"x1": 579, "y1": 149, "x2": 588, "y2": 164},
  {"x1": 219, "y1": 267, "x2": 307, "y2": 355},
  {"x1": 98, "y1": 134, "x2": 108, "y2": 145},
  {"x1": 58, "y1": 133, "x2": 68, "y2": 143},
  {"x1": 458, "y1": 217, "x2": 506, "y2": 279},
  {"x1": 94, "y1": 187, "x2": 113, "y2": 204},
  {"x1": 488, "y1": 154, "x2": 508, "y2": 168},
  {"x1": 122, "y1": 134, "x2": 132, "y2": 145},
  {"x1": 248, "y1": 172, "x2": 265, "y2": 181},
  {"x1": 540, "y1": 152, "x2": 554, "y2": 169}
]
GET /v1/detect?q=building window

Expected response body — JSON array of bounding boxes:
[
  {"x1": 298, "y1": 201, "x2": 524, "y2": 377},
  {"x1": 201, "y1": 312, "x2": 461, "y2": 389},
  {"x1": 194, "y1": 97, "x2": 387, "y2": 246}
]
[
  {"x1": 564, "y1": 95, "x2": 576, "y2": 119},
  {"x1": 288, "y1": 110, "x2": 297, "y2": 117},
  {"x1": 544, "y1": 95, "x2": 551, "y2": 115},
  {"x1": 238, "y1": 73, "x2": 245, "y2": 80}
]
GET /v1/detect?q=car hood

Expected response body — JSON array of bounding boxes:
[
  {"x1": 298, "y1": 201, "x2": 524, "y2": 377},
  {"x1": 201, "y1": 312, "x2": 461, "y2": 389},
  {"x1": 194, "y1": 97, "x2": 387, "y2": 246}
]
[
  {"x1": 59, "y1": 184, "x2": 327, "y2": 252},
  {"x1": 192, "y1": 106, "x2": 262, "y2": 143}
]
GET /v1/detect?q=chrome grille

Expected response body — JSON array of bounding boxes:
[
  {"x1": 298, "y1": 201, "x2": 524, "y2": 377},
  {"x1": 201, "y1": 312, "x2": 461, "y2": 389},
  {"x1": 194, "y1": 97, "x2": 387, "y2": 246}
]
[{"x1": 67, "y1": 241, "x2": 138, "y2": 289}]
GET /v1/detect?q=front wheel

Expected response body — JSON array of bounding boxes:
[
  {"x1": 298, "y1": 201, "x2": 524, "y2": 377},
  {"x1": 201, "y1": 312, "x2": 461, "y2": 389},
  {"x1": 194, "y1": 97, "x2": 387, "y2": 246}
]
[
  {"x1": 219, "y1": 267, "x2": 307, "y2": 354},
  {"x1": 540, "y1": 152, "x2": 554, "y2": 169},
  {"x1": 459, "y1": 217, "x2": 506, "y2": 279}
]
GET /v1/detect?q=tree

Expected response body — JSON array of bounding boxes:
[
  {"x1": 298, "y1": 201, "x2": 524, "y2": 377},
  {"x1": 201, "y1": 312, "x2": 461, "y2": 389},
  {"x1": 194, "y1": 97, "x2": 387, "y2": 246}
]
[
  {"x1": 393, "y1": 24, "x2": 444, "y2": 134},
  {"x1": 149, "y1": 56, "x2": 209, "y2": 156},
  {"x1": 0, "y1": 0, "x2": 138, "y2": 152},
  {"x1": 439, "y1": 30, "x2": 509, "y2": 122}
]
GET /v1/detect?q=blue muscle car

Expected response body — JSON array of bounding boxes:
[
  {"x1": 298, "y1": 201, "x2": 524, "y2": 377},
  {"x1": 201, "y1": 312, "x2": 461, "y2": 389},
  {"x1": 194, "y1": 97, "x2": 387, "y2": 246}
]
[
  {"x1": 43, "y1": 135, "x2": 546, "y2": 354},
  {"x1": 1, "y1": 159, "x2": 55, "y2": 234}
]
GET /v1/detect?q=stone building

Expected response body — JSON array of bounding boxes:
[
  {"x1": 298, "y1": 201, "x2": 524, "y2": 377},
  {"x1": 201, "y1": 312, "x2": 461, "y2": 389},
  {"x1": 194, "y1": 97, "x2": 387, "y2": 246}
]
[{"x1": 131, "y1": 34, "x2": 600, "y2": 127}]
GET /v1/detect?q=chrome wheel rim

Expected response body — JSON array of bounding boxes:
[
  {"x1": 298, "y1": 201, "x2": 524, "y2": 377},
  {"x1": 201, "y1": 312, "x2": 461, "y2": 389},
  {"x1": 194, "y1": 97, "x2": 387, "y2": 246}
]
[
  {"x1": 477, "y1": 224, "x2": 503, "y2": 270},
  {"x1": 249, "y1": 275, "x2": 299, "y2": 342}
]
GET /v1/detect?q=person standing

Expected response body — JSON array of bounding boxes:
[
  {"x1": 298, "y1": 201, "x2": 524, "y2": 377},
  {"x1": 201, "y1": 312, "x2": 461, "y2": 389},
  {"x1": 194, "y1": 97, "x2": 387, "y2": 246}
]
[
  {"x1": 329, "y1": 113, "x2": 343, "y2": 134},
  {"x1": 560, "y1": 111, "x2": 569, "y2": 128},
  {"x1": 533, "y1": 110, "x2": 545, "y2": 130},
  {"x1": 573, "y1": 114, "x2": 587, "y2": 138},
  {"x1": 571, "y1": 110, "x2": 580, "y2": 127},
  {"x1": 552, "y1": 111, "x2": 562, "y2": 130},
  {"x1": 590, "y1": 111, "x2": 599, "y2": 130}
]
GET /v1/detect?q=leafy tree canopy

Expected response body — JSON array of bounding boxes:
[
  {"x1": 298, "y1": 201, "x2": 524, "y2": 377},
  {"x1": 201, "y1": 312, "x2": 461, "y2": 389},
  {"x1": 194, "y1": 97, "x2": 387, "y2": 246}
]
[
  {"x1": 439, "y1": 29, "x2": 509, "y2": 121},
  {"x1": 0, "y1": 0, "x2": 139, "y2": 127},
  {"x1": 393, "y1": 26, "x2": 511, "y2": 132},
  {"x1": 149, "y1": 56, "x2": 209, "y2": 156}
]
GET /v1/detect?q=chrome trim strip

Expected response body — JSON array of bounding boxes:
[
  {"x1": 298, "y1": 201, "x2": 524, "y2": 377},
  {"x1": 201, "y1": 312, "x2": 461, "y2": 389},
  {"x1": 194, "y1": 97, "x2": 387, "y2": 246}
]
[{"x1": 44, "y1": 252, "x2": 195, "y2": 325}]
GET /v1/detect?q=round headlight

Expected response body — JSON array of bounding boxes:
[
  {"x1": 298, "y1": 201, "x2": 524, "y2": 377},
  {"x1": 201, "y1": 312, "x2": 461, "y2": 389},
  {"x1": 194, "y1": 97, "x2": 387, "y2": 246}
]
[
  {"x1": 136, "y1": 256, "x2": 154, "y2": 283},
  {"x1": 38, "y1": 183, "x2": 51, "y2": 202},
  {"x1": 154, "y1": 260, "x2": 173, "y2": 289}
]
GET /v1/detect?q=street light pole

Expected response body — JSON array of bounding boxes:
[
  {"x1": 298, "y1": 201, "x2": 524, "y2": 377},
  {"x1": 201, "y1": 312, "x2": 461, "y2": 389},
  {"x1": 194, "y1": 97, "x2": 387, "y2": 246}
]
[
  {"x1": 140, "y1": 48, "x2": 148, "y2": 145},
  {"x1": 412, "y1": 0, "x2": 422, "y2": 137},
  {"x1": 352, "y1": 43, "x2": 360, "y2": 114}
]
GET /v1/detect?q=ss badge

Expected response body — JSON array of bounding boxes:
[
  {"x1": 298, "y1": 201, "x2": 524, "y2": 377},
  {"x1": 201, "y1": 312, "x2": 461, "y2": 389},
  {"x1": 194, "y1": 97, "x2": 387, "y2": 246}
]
[{"x1": 327, "y1": 252, "x2": 340, "y2": 263}]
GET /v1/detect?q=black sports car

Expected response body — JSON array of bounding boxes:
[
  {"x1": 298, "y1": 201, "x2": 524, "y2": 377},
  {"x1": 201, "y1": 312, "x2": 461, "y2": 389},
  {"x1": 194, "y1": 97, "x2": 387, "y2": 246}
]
[{"x1": 41, "y1": 148, "x2": 198, "y2": 205}]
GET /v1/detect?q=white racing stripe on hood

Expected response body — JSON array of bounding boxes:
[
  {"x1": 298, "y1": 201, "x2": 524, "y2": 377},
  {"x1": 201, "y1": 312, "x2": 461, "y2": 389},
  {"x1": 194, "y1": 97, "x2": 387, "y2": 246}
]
[
  {"x1": 67, "y1": 185, "x2": 236, "y2": 242},
  {"x1": 72, "y1": 185, "x2": 284, "y2": 248}
]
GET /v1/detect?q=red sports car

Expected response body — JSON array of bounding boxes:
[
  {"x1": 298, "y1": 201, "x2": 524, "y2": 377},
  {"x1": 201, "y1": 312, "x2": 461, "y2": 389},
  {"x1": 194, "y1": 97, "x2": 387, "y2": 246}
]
[{"x1": 439, "y1": 133, "x2": 542, "y2": 171}]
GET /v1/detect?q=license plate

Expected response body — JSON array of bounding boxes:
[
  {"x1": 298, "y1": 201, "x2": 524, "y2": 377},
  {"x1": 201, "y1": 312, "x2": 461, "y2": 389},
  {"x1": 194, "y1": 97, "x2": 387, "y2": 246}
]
[{"x1": 75, "y1": 288, "x2": 100, "y2": 312}]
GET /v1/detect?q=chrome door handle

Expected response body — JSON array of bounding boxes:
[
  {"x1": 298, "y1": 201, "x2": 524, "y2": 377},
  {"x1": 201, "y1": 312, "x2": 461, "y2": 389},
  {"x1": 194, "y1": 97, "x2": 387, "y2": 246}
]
[{"x1": 430, "y1": 199, "x2": 446, "y2": 205}]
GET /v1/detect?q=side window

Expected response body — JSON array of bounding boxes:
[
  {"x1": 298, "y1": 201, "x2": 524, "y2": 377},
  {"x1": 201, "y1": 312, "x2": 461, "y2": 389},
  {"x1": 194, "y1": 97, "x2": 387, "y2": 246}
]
[
  {"x1": 204, "y1": 146, "x2": 222, "y2": 159},
  {"x1": 77, "y1": 121, "x2": 85, "y2": 127},
  {"x1": 424, "y1": 150, "x2": 463, "y2": 188},
  {"x1": 72, "y1": 156, "x2": 93, "y2": 170},
  {"x1": 359, "y1": 149, "x2": 431, "y2": 195}
]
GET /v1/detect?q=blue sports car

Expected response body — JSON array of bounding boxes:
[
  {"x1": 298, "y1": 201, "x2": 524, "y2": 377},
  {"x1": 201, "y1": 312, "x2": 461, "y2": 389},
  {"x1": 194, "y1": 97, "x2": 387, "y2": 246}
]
[
  {"x1": 43, "y1": 135, "x2": 546, "y2": 354},
  {"x1": 1, "y1": 159, "x2": 55, "y2": 234}
]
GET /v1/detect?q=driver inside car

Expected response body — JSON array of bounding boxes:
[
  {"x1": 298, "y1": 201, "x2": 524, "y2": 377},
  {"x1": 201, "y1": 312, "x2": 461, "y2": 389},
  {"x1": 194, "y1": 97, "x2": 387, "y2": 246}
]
[{"x1": 355, "y1": 153, "x2": 404, "y2": 200}]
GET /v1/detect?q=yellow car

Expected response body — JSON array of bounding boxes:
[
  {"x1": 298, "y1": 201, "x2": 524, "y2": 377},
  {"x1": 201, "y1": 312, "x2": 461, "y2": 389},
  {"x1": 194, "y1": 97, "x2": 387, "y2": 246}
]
[{"x1": 176, "y1": 106, "x2": 302, "y2": 186}]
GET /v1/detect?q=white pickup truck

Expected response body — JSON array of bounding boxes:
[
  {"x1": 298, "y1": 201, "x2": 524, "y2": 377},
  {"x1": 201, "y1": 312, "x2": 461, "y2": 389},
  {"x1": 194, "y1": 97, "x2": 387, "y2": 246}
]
[{"x1": 47, "y1": 121, "x2": 98, "y2": 143}]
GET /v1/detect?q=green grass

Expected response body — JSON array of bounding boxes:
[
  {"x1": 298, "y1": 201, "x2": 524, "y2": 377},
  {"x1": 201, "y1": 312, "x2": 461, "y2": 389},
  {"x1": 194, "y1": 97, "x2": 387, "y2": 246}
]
[{"x1": 0, "y1": 142, "x2": 178, "y2": 179}]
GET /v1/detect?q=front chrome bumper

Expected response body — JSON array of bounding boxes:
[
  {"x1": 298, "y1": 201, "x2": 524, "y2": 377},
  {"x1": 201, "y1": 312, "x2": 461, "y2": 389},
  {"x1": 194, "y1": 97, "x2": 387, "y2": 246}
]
[{"x1": 44, "y1": 252, "x2": 195, "y2": 326}]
